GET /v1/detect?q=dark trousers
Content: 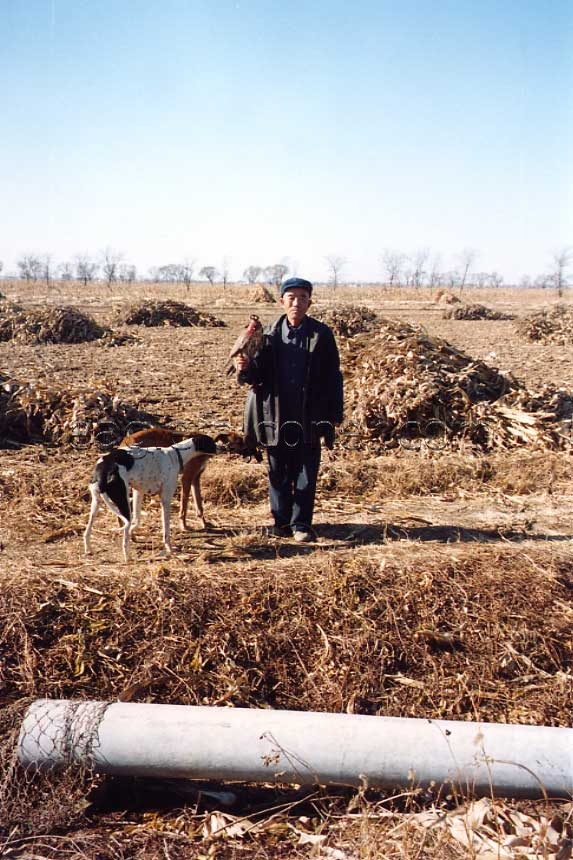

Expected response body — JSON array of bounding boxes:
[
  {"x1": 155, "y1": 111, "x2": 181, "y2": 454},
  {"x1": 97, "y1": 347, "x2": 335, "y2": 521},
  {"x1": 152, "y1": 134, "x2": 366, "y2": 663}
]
[{"x1": 267, "y1": 441, "x2": 321, "y2": 532}]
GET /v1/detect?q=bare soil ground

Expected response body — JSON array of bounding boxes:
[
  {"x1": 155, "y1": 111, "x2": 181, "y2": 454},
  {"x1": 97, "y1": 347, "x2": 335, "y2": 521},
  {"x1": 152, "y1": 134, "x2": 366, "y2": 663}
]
[{"x1": 1, "y1": 282, "x2": 572, "y2": 859}]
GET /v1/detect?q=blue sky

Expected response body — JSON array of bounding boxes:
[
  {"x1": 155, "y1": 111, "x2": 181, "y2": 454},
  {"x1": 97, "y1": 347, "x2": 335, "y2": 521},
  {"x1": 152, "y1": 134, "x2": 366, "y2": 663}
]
[{"x1": 1, "y1": 0, "x2": 571, "y2": 284}]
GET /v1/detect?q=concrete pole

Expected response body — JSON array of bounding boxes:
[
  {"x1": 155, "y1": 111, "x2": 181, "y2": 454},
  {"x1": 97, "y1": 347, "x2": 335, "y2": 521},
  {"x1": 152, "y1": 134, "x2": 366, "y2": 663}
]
[{"x1": 17, "y1": 699, "x2": 573, "y2": 799}]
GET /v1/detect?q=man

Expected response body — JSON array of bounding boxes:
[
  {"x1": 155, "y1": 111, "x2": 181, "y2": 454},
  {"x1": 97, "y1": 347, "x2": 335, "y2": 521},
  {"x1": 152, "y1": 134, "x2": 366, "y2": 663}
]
[{"x1": 236, "y1": 277, "x2": 343, "y2": 542}]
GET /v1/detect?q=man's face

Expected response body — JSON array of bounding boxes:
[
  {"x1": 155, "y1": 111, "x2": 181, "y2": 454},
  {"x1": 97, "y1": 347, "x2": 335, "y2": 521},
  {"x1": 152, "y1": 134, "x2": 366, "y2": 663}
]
[{"x1": 280, "y1": 288, "x2": 312, "y2": 326}]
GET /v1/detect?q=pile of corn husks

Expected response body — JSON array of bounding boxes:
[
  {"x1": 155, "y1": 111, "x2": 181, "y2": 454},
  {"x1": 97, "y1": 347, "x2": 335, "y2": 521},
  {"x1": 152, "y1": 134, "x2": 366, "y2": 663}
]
[
  {"x1": 0, "y1": 378, "x2": 159, "y2": 447},
  {"x1": 516, "y1": 304, "x2": 573, "y2": 345},
  {"x1": 316, "y1": 304, "x2": 381, "y2": 338},
  {"x1": 118, "y1": 300, "x2": 226, "y2": 328},
  {"x1": 342, "y1": 319, "x2": 572, "y2": 451},
  {"x1": 443, "y1": 303, "x2": 515, "y2": 321},
  {"x1": 0, "y1": 304, "x2": 107, "y2": 344}
]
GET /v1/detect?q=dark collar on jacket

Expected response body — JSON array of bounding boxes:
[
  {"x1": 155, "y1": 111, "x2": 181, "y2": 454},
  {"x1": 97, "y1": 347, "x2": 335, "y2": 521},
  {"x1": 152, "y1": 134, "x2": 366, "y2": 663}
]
[{"x1": 268, "y1": 314, "x2": 322, "y2": 352}]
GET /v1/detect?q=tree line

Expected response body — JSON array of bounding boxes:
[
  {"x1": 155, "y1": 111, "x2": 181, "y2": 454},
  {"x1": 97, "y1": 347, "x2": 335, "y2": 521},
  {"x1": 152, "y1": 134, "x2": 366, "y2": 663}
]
[{"x1": 1, "y1": 246, "x2": 571, "y2": 295}]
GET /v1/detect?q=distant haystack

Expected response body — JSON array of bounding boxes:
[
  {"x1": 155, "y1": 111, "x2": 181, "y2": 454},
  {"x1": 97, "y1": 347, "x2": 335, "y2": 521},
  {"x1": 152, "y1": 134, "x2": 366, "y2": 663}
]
[
  {"x1": 434, "y1": 289, "x2": 461, "y2": 305},
  {"x1": 251, "y1": 284, "x2": 276, "y2": 304}
]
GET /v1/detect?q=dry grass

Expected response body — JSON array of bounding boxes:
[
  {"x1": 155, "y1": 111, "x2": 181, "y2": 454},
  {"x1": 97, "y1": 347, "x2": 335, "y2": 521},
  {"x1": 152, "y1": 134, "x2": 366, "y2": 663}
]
[{"x1": 0, "y1": 280, "x2": 572, "y2": 858}]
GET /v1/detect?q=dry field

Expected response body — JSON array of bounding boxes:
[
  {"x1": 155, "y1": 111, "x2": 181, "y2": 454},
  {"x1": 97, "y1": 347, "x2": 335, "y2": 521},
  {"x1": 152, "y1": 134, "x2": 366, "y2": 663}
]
[{"x1": 0, "y1": 281, "x2": 572, "y2": 859}]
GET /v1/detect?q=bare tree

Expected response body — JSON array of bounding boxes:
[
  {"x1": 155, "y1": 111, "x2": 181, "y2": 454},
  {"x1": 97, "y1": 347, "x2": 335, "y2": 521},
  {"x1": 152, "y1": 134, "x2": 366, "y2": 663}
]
[
  {"x1": 243, "y1": 265, "x2": 262, "y2": 284},
  {"x1": 58, "y1": 261, "x2": 74, "y2": 281},
  {"x1": 445, "y1": 270, "x2": 461, "y2": 290},
  {"x1": 427, "y1": 254, "x2": 443, "y2": 290},
  {"x1": 221, "y1": 257, "x2": 231, "y2": 290},
  {"x1": 264, "y1": 264, "x2": 289, "y2": 291},
  {"x1": 488, "y1": 271, "x2": 504, "y2": 289},
  {"x1": 325, "y1": 255, "x2": 346, "y2": 290},
  {"x1": 75, "y1": 254, "x2": 98, "y2": 286},
  {"x1": 118, "y1": 264, "x2": 137, "y2": 285},
  {"x1": 179, "y1": 258, "x2": 195, "y2": 290},
  {"x1": 534, "y1": 273, "x2": 552, "y2": 290},
  {"x1": 456, "y1": 247, "x2": 478, "y2": 295},
  {"x1": 550, "y1": 247, "x2": 572, "y2": 298},
  {"x1": 473, "y1": 272, "x2": 489, "y2": 289},
  {"x1": 41, "y1": 255, "x2": 54, "y2": 289},
  {"x1": 153, "y1": 264, "x2": 179, "y2": 283},
  {"x1": 380, "y1": 250, "x2": 406, "y2": 288},
  {"x1": 17, "y1": 254, "x2": 42, "y2": 282},
  {"x1": 100, "y1": 248, "x2": 123, "y2": 290},
  {"x1": 199, "y1": 266, "x2": 218, "y2": 286},
  {"x1": 410, "y1": 249, "x2": 429, "y2": 288}
]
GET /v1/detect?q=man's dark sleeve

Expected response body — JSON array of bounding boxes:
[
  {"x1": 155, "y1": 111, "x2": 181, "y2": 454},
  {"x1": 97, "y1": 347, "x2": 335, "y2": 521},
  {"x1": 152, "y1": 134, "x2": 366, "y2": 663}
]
[{"x1": 328, "y1": 329, "x2": 344, "y2": 425}]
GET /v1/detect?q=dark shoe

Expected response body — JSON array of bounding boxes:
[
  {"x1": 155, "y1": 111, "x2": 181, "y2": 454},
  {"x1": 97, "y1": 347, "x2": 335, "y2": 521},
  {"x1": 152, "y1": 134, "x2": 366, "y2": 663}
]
[
  {"x1": 293, "y1": 529, "x2": 314, "y2": 543},
  {"x1": 265, "y1": 525, "x2": 292, "y2": 538}
]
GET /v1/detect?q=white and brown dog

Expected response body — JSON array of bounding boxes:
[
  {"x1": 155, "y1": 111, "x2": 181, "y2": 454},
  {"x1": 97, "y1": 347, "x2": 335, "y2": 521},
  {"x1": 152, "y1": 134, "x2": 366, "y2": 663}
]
[
  {"x1": 84, "y1": 434, "x2": 217, "y2": 561},
  {"x1": 120, "y1": 426, "x2": 259, "y2": 530}
]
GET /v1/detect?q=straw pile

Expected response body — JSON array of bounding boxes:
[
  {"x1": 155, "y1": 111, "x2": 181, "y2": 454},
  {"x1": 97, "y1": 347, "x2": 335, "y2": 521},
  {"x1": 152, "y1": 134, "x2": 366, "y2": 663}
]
[
  {"x1": 0, "y1": 378, "x2": 160, "y2": 447},
  {"x1": 434, "y1": 289, "x2": 461, "y2": 304},
  {"x1": 118, "y1": 300, "x2": 226, "y2": 328},
  {"x1": 443, "y1": 303, "x2": 515, "y2": 321},
  {"x1": 251, "y1": 283, "x2": 276, "y2": 303},
  {"x1": 343, "y1": 319, "x2": 572, "y2": 450},
  {"x1": 516, "y1": 304, "x2": 573, "y2": 345},
  {"x1": 316, "y1": 304, "x2": 380, "y2": 338},
  {"x1": 0, "y1": 304, "x2": 107, "y2": 344}
]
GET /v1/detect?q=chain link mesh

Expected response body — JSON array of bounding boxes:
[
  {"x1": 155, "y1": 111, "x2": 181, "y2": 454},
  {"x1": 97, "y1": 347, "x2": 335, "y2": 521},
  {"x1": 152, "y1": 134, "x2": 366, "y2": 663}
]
[{"x1": 1, "y1": 699, "x2": 110, "y2": 835}]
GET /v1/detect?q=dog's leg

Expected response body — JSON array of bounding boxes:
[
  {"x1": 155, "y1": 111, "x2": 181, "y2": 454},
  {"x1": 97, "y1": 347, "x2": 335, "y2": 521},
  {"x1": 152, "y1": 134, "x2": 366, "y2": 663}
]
[
  {"x1": 160, "y1": 493, "x2": 173, "y2": 555},
  {"x1": 179, "y1": 474, "x2": 191, "y2": 531},
  {"x1": 130, "y1": 488, "x2": 143, "y2": 534},
  {"x1": 121, "y1": 520, "x2": 131, "y2": 562},
  {"x1": 84, "y1": 486, "x2": 100, "y2": 555},
  {"x1": 190, "y1": 478, "x2": 208, "y2": 529}
]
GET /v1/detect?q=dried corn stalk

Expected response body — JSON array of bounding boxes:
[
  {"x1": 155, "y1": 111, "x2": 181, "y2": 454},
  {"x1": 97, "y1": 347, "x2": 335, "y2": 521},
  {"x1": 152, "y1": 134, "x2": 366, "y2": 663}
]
[
  {"x1": 118, "y1": 300, "x2": 225, "y2": 328},
  {"x1": 0, "y1": 305, "x2": 106, "y2": 344},
  {"x1": 443, "y1": 303, "x2": 515, "y2": 321},
  {"x1": 0, "y1": 377, "x2": 160, "y2": 447},
  {"x1": 516, "y1": 304, "x2": 573, "y2": 345},
  {"x1": 316, "y1": 305, "x2": 380, "y2": 338},
  {"x1": 343, "y1": 320, "x2": 572, "y2": 451}
]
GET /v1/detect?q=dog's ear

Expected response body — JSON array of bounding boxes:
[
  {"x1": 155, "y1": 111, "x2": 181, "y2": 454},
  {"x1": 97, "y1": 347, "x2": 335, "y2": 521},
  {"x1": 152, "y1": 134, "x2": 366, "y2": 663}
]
[{"x1": 194, "y1": 434, "x2": 217, "y2": 455}]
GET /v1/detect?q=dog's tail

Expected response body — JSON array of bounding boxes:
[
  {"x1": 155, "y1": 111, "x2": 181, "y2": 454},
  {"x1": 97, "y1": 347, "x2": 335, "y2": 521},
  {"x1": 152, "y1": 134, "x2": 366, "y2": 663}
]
[{"x1": 92, "y1": 450, "x2": 133, "y2": 523}]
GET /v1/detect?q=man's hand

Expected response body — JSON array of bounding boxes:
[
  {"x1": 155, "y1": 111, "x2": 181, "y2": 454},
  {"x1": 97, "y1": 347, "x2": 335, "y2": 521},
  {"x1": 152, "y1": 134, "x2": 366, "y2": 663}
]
[{"x1": 235, "y1": 354, "x2": 249, "y2": 372}]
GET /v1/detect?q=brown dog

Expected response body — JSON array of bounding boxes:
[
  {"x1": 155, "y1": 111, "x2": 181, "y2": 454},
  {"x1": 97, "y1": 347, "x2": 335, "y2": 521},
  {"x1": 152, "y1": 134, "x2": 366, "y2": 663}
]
[{"x1": 120, "y1": 426, "x2": 257, "y2": 530}]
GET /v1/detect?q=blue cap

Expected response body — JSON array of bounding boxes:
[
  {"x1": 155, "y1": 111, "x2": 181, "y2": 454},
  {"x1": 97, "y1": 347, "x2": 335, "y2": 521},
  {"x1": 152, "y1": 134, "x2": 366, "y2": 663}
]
[{"x1": 280, "y1": 277, "x2": 313, "y2": 297}]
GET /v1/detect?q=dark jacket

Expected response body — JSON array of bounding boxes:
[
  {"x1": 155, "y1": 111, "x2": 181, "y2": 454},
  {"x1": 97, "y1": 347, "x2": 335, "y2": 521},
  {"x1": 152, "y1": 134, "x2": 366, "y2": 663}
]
[{"x1": 240, "y1": 314, "x2": 343, "y2": 448}]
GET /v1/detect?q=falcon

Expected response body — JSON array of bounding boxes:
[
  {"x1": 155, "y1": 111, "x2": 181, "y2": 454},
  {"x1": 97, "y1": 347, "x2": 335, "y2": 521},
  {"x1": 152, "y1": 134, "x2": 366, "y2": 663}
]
[{"x1": 225, "y1": 314, "x2": 263, "y2": 374}]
